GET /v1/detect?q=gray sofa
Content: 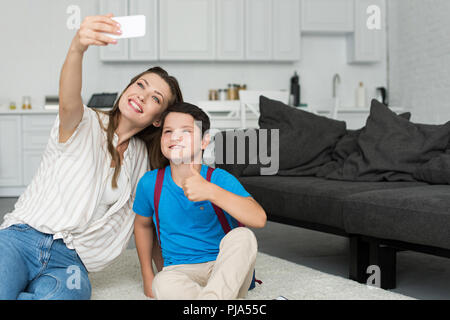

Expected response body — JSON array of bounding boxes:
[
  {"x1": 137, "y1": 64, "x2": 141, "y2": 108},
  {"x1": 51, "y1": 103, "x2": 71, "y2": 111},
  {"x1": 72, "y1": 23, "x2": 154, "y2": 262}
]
[
  {"x1": 232, "y1": 175, "x2": 449, "y2": 289},
  {"x1": 214, "y1": 98, "x2": 450, "y2": 290}
]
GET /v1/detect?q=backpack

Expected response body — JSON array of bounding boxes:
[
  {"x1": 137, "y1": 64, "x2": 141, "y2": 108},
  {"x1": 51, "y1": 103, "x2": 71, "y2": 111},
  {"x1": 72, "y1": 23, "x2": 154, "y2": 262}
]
[{"x1": 153, "y1": 166, "x2": 261, "y2": 290}]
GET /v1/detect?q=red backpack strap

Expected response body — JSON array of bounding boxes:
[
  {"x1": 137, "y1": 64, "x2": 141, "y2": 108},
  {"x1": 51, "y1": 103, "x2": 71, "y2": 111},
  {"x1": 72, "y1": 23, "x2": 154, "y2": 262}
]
[
  {"x1": 206, "y1": 167, "x2": 246, "y2": 234},
  {"x1": 154, "y1": 167, "x2": 166, "y2": 245}
]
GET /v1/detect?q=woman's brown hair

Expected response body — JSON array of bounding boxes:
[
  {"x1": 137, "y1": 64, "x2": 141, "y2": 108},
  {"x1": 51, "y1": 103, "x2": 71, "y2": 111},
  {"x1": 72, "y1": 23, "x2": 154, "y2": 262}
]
[{"x1": 95, "y1": 67, "x2": 183, "y2": 188}]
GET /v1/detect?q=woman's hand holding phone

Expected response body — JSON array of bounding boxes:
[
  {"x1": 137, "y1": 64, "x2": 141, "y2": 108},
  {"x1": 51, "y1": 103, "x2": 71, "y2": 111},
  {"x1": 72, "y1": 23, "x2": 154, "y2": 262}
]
[{"x1": 72, "y1": 13, "x2": 122, "y2": 53}]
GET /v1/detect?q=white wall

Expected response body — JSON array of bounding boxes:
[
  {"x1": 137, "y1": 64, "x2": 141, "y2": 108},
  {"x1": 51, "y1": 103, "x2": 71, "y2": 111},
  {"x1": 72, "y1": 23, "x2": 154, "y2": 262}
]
[
  {"x1": 0, "y1": 0, "x2": 387, "y2": 112},
  {"x1": 388, "y1": 0, "x2": 450, "y2": 124}
]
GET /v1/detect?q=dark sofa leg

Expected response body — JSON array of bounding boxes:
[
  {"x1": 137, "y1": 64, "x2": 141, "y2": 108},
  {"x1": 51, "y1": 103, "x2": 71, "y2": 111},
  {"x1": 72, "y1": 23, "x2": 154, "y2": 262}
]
[
  {"x1": 369, "y1": 242, "x2": 397, "y2": 290},
  {"x1": 349, "y1": 236, "x2": 370, "y2": 283}
]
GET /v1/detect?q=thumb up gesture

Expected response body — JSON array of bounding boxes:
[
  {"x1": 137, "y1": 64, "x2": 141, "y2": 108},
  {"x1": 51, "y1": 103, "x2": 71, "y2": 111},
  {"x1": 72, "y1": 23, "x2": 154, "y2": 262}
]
[{"x1": 182, "y1": 163, "x2": 213, "y2": 202}]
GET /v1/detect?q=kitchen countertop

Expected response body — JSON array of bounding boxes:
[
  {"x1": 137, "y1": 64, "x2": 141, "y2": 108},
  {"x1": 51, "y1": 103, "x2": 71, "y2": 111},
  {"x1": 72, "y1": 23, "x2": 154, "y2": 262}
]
[
  {"x1": 0, "y1": 107, "x2": 58, "y2": 115},
  {"x1": 314, "y1": 106, "x2": 405, "y2": 113},
  {"x1": 196, "y1": 101, "x2": 404, "y2": 113},
  {"x1": 0, "y1": 105, "x2": 405, "y2": 115}
]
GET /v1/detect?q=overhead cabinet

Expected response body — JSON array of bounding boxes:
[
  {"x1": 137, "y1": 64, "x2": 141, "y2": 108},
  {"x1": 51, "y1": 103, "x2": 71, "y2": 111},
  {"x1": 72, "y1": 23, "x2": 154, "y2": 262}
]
[
  {"x1": 301, "y1": 0, "x2": 354, "y2": 33},
  {"x1": 347, "y1": 0, "x2": 383, "y2": 63},
  {"x1": 129, "y1": 0, "x2": 159, "y2": 61},
  {"x1": 216, "y1": 0, "x2": 245, "y2": 60},
  {"x1": 245, "y1": 0, "x2": 273, "y2": 61},
  {"x1": 100, "y1": 0, "x2": 158, "y2": 61},
  {"x1": 160, "y1": 0, "x2": 301, "y2": 61},
  {"x1": 100, "y1": 0, "x2": 301, "y2": 62},
  {"x1": 300, "y1": 0, "x2": 383, "y2": 63},
  {"x1": 273, "y1": 0, "x2": 301, "y2": 61},
  {"x1": 98, "y1": 0, "x2": 381, "y2": 63},
  {"x1": 99, "y1": 0, "x2": 128, "y2": 61},
  {"x1": 244, "y1": 0, "x2": 301, "y2": 61},
  {"x1": 159, "y1": 0, "x2": 216, "y2": 61}
]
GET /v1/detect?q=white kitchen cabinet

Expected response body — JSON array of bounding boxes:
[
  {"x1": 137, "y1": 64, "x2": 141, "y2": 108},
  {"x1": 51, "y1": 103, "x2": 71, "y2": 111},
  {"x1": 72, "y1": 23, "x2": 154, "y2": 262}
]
[
  {"x1": 246, "y1": 0, "x2": 301, "y2": 61},
  {"x1": 100, "y1": 0, "x2": 159, "y2": 62},
  {"x1": 159, "y1": 0, "x2": 216, "y2": 61},
  {"x1": 98, "y1": 0, "x2": 300, "y2": 62},
  {"x1": 216, "y1": 0, "x2": 245, "y2": 61},
  {"x1": 21, "y1": 115, "x2": 55, "y2": 186},
  {"x1": 129, "y1": 0, "x2": 159, "y2": 61},
  {"x1": 245, "y1": 0, "x2": 273, "y2": 61},
  {"x1": 99, "y1": 0, "x2": 129, "y2": 61},
  {"x1": 0, "y1": 113, "x2": 57, "y2": 196},
  {"x1": 347, "y1": 0, "x2": 383, "y2": 63},
  {"x1": 273, "y1": 0, "x2": 301, "y2": 61},
  {"x1": 22, "y1": 150, "x2": 44, "y2": 186},
  {"x1": 301, "y1": 0, "x2": 354, "y2": 33},
  {"x1": 21, "y1": 115, "x2": 54, "y2": 149},
  {"x1": 0, "y1": 116, "x2": 22, "y2": 186}
]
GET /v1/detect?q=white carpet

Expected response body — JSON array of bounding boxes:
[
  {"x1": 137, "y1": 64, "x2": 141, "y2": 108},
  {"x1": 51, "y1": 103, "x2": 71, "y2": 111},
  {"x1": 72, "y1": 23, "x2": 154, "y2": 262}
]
[{"x1": 89, "y1": 249, "x2": 414, "y2": 300}]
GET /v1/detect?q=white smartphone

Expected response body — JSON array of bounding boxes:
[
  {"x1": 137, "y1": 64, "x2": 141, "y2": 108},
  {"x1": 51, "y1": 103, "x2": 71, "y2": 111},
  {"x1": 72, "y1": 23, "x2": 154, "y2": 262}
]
[{"x1": 105, "y1": 15, "x2": 146, "y2": 39}]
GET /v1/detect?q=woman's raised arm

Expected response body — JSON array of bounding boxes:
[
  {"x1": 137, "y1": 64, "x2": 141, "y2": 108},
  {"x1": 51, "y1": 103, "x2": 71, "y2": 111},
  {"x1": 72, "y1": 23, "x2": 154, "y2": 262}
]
[{"x1": 58, "y1": 14, "x2": 121, "y2": 143}]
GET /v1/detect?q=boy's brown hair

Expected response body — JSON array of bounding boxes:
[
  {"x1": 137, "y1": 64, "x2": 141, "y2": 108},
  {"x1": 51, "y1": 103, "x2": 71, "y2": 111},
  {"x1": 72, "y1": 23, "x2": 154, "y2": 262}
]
[{"x1": 159, "y1": 102, "x2": 211, "y2": 136}]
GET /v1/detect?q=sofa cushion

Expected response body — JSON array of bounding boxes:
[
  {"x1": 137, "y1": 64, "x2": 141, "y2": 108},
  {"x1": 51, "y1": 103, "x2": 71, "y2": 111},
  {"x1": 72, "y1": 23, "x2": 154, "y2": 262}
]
[
  {"x1": 317, "y1": 112, "x2": 413, "y2": 178},
  {"x1": 331, "y1": 112, "x2": 411, "y2": 164},
  {"x1": 213, "y1": 129, "x2": 260, "y2": 178},
  {"x1": 413, "y1": 151, "x2": 450, "y2": 184},
  {"x1": 343, "y1": 186, "x2": 450, "y2": 250},
  {"x1": 325, "y1": 100, "x2": 450, "y2": 182},
  {"x1": 243, "y1": 96, "x2": 346, "y2": 176},
  {"x1": 239, "y1": 176, "x2": 424, "y2": 230}
]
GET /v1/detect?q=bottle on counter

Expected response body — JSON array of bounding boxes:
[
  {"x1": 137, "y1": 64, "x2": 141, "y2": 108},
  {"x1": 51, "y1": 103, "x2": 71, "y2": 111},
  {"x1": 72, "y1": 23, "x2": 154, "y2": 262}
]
[
  {"x1": 219, "y1": 89, "x2": 227, "y2": 101},
  {"x1": 375, "y1": 87, "x2": 388, "y2": 106},
  {"x1": 356, "y1": 82, "x2": 366, "y2": 108},
  {"x1": 290, "y1": 72, "x2": 300, "y2": 107},
  {"x1": 227, "y1": 84, "x2": 232, "y2": 100},
  {"x1": 237, "y1": 84, "x2": 246, "y2": 100},
  {"x1": 233, "y1": 84, "x2": 240, "y2": 100},
  {"x1": 227, "y1": 84, "x2": 235, "y2": 100},
  {"x1": 22, "y1": 96, "x2": 32, "y2": 110}
]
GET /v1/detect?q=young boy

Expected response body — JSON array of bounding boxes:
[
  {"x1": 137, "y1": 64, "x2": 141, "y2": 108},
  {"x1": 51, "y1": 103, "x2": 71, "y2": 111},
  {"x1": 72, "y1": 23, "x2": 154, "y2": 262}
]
[{"x1": 133, "y1": 102, "x2": 267, "y2": 300}]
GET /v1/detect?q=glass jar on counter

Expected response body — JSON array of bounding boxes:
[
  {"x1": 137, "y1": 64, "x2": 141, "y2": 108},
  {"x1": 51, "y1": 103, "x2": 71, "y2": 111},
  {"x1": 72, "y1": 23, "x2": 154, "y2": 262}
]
[
  {"x1": 9, "y1": 101, "x2": 17, "y2": 110},
  {"x1": 226, "y1": 84, "x2": 232, "y2": 100},
  {"x1": 228, "y1": 85, "x2": 238, "y2": 100},
  {"x1": 22, "y1": 96, "x2": 32, "y2": 110},
  {"x1": 209, "y1": 89, "x2": 219, "y2": 101}
]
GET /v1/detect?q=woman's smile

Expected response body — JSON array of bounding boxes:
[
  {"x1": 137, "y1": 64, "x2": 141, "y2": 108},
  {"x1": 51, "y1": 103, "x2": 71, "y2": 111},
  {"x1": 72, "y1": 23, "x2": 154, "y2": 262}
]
[
  {"x1": 169, "y1": 144, "x2": 185, "y2": 149},
  {"x1": 128, "y1": 99, "x2": 143, "y2": 113}
]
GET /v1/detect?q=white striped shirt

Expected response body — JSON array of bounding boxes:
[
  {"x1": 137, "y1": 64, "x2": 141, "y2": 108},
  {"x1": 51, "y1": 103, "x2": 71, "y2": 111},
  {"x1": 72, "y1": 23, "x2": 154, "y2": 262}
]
[{"x1": 0, "y1": 105, "x2": 149, "y2": 272}]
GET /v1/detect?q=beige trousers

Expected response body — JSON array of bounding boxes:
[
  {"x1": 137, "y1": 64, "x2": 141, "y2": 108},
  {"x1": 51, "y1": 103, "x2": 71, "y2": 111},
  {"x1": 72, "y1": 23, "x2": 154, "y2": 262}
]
[{"x1": 152, "y1": 227, "x2": 258, "y2": 300}]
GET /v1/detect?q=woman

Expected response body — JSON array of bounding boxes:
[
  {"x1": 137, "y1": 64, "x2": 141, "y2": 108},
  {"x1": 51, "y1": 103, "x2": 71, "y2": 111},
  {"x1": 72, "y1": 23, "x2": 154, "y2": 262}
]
[{"x1": 0, "y1": 14, "x2": 182, "y2": 300}]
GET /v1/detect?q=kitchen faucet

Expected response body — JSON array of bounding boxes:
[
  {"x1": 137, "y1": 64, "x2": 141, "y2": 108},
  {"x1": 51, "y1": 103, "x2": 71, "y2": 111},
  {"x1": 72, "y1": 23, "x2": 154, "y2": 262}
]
[
  {"x1": 332, "y1": 74, "x2": 341, "y2": 119},
  {"x1": 332, "y1": 73, "x2": 341, "y2": 98}
]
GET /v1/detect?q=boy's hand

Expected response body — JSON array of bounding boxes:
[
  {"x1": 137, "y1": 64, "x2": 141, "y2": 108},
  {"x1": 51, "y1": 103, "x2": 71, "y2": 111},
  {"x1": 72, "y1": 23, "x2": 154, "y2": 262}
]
[
  {"x1": 182, "y1": 164, "x2": 214, "y2": 202},
  {"x1": 143, "y1": 277, "x2": 155, "y2": 298}
]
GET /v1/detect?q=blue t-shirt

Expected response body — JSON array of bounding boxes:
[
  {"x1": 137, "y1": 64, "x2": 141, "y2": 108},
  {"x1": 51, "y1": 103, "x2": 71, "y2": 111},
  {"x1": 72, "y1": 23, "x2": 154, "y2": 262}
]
[{"x1": 133, "y1": 165, "x2": 252, "y2": 267}]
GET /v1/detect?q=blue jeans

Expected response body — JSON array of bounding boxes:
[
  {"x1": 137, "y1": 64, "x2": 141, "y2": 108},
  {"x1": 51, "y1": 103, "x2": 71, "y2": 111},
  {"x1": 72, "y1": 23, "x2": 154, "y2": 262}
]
[{"x1": 0, "y1": 224, "x2": 91, "y2": 300}]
